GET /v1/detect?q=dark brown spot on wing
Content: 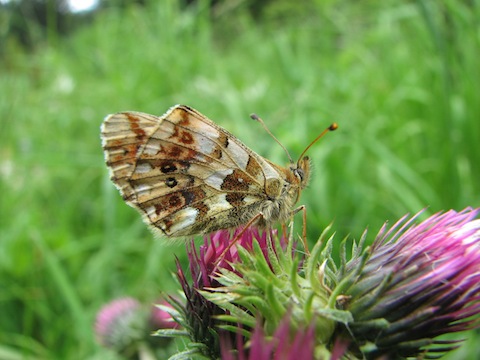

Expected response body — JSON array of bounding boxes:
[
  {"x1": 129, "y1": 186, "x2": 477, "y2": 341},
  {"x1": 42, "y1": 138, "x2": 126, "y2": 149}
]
[
  {"x1": 159, "y1": 143, "x2": 197, "y2": 159},
  {"x1": 220, "y1": 168, "x2": 259, "y2": 208},
  {"x1": 193, "y1": 201, "x2": 209, "y2": 217},
  {"x1": 153, "y1": 184, "x2": 209, "y2": 235},
  {"x1": 221, "y1": 169, "x2": 250, "y2": 191},
  {"x1": 151, "y1": 159, "x2": 192, "y2": 174},
  {"x1": 165, "y1": 177, "x2": 177, "y2": 188},
  {"x1": 184, "y1": 187, "x2": 206, "y2": 205},
  {"x1": 210, "y1": 145, "x2": 222, "y2": 159},
  {"x1": 151, "y1": 192, "x2": 185, "y2": 216},
  {"x1": 226, "y1": 192, "x2": 246, "y2": 207},
  {"x1": 220, "y1": 132, "x2": 229, "y2": 147},
  {"x1": 178, "y1": 108, "x2": 191, "y2": 126},
  {"x1": 182, "y1": 190, "x2": 195, "y2": 205},
  {"x1": 171, "y1": 126, "x2": 194, "y2": 145},
  {"x1": 245, "y1": 155, "x2": 262, "y2": 180},
  {"x1": 160, "y1": 161, "x2": 177, "y2": 173},
  {"x1": 186, "y1": 175, "x2": 195, "y2": 186},
  {"x1": 210, "y1": 132, "x2": 229, "y2": 159},
  {"x1": 106, "y1": 143, "x2": 140, "y2": 164},
  {"x1": 179, "y1": 131, "x2": 193, "y2": 144},
  {"x1": 148, "y1": 187, "x2": 206, "y2": 218},
  {"x1": 167, "y1": 145, "x2": 183, "y2": 157},
  {"x1": 126, "y1": 113, "x2": 147, "y2": 138},
  {"x1": 168, "y1": 195, "x2": 181, "y2": 207}
]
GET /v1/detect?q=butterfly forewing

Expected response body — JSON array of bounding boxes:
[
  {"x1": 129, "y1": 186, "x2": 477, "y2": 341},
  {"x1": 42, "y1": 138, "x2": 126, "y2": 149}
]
[{"x1": 101, "y1": 105, "x2": 298, "y2": 237}]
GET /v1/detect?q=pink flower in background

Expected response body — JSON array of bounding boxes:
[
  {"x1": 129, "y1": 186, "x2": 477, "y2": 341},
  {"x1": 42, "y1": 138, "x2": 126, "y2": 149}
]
[
  {"x1": 95, "y1": 297, "x2": 143, "y2": 349},
  {"x1": 150, "y1": 299, "x2": 180, "y2": 330},
  {"x1": 95, "y1": 296, "x2": 180, "y2": 358}
]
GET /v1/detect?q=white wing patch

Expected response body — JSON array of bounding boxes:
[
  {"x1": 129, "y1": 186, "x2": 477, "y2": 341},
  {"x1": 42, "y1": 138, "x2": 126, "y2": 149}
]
[
  {"x1": 227, "y1": 140, "x2": 250, "y2": 170},
  {"x1": 205, "y1": 169, "x2": 234, "y2": 189},
  {"x1": 205, "y1": 193, "x2": 233, "y2": 213},
  {"x1": 162, "y1": 208, "x2": 199, "y2": 235}
]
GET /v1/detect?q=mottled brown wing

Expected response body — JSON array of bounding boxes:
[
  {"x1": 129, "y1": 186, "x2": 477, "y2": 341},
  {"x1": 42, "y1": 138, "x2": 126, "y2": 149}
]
[{"x1": 101, "y1": 104, "x2": 285, "y2": 237}]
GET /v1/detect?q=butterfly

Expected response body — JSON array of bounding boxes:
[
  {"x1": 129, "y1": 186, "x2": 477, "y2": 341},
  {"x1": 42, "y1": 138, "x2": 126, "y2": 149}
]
[{"x1": 101, "y1": 104, "x2": 336, "y2": 239}]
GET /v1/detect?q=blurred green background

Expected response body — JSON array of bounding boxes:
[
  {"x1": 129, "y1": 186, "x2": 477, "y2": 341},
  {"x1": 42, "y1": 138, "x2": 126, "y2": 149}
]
[{"x1": 1, "y1": 0, "x2": 479, "y2": 358}]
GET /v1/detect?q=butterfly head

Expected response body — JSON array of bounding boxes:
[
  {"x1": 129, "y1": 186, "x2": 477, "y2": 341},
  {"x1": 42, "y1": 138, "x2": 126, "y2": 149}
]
[{"x1": 294, "y1": 156, "x2": 311, "y2": 190}]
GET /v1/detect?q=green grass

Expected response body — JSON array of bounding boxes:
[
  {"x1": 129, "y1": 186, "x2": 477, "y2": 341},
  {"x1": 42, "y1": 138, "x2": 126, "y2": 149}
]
[{"x1": 1, "y1": 0, "x2": 479, "y2": 358}]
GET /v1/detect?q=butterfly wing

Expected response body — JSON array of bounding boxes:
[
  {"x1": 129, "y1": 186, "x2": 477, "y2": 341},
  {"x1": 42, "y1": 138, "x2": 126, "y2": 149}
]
[{"x1": 101, "y1": 104, "x2": 285, "y2": 237}]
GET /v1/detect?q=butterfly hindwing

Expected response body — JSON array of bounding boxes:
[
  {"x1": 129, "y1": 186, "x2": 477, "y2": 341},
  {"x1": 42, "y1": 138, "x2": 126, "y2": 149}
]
[{"x1": 102, "y1": 105, "x2": 305, "y2": 237}]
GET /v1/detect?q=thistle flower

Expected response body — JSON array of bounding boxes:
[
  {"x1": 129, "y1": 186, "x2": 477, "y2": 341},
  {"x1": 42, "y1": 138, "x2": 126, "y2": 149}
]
[
  {"x1": 220, "y1": 313, "x2": 316, "y2": 360},
  {"x1": 94, "y1": 297, "x2": 146, "y2": 354},
  {"x1": 95, "y1": 296, "x2": 179, "y2": 358},
  {"x1": 191, "y1": 227, "x2": 336, "y2": 356},
  {"x1": 174, "y1": 227, "x2": 279, "y2": 358},
  {"x1": 333, "y1": 208, "x2": 480, "y2": 359}
]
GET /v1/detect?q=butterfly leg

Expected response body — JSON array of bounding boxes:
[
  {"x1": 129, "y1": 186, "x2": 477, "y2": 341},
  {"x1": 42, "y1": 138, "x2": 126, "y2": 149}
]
[
  {"x1": 212, "y1": 212, "x2": 265, "y2": 270},
  {"x1": 281, "y1": 223, "x2": 289, "y2": 242},
  {"x1": 291, "y1": 205, "x2": 309, "y2": 254}
]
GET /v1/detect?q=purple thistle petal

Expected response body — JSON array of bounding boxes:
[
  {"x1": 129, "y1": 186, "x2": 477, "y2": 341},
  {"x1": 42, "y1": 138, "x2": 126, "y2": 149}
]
[
  {"x1": 249, "y1": 324, "x2": 276, "y2": 360},
  {"x1": 220, "y1": 313, "x2": 315, "y2": 360}
]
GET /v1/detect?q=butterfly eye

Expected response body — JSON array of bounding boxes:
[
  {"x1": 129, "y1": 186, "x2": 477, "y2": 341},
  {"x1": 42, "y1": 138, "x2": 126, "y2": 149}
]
[{"x1": 296, "y1": 168, "x2": 305, "y2": 181}]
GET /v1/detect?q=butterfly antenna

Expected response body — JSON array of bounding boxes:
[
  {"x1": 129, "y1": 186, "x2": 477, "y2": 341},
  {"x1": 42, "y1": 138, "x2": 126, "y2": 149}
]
[
  {"x1": 251, "y1": 113, "x2": 294, "y2": 164},
  {"x1": 297, "y1": 123, "x2": 338, "y2": 162}
]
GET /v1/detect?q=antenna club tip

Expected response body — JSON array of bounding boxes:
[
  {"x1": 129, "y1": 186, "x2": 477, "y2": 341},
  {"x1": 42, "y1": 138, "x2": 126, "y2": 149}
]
[
  {"x1": 329, "y1": 123, "x2": 338, "y2": 131},
  {"x1": 250, "y1": 113, "x2": 259, "y2": 121}
]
